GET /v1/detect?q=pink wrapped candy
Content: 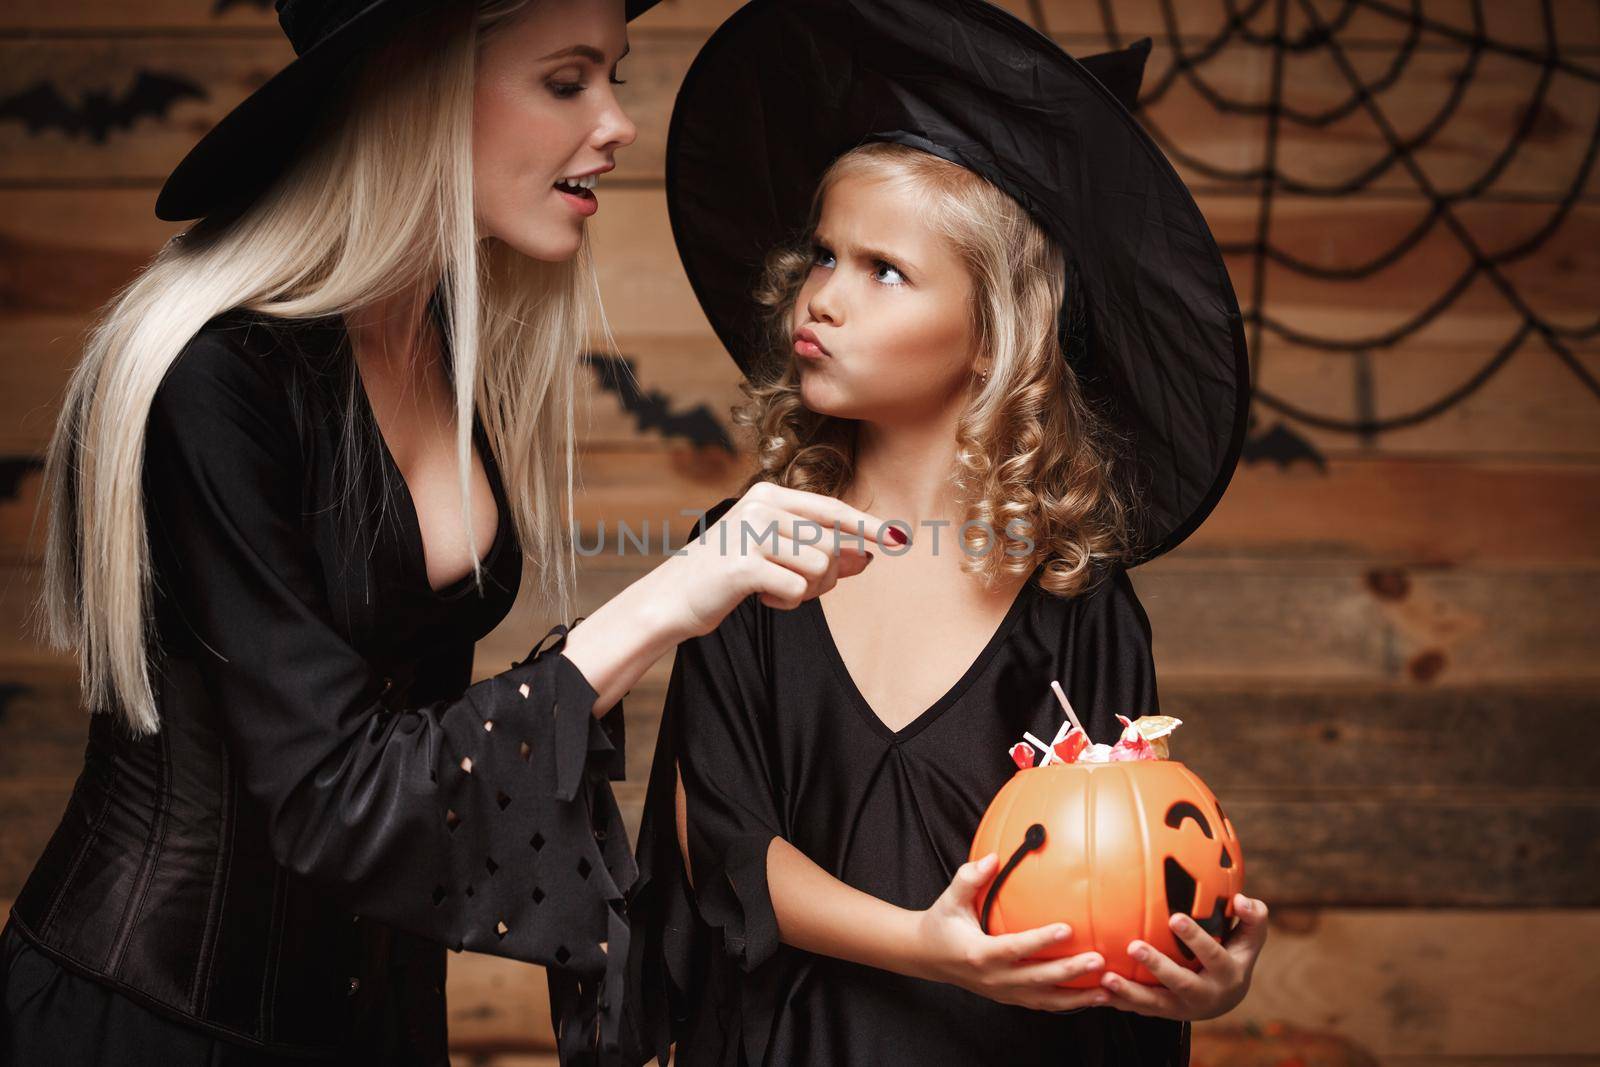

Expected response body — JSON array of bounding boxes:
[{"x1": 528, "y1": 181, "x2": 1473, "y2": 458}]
[{"x1": 1110, "y1": 714, "x2": 1154, "y2": 761}]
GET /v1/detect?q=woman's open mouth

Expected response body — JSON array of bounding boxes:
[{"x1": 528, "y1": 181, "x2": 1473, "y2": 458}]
[{"x1": 554, "y1": 175, "x2": 598, "y2": 217}]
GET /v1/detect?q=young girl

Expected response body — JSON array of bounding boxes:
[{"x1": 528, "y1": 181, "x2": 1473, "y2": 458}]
[
  {"x1": 0, "y1": 1, "x2": 891, "y2": 1064},
  {"x1": 624, "y1": 2, "x2": 1266, "y2": 1064}
]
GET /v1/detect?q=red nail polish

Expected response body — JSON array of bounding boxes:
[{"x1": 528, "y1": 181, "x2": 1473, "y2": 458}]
[{"x1": 886, "y1": 526, "x2": 907, "y2": 545}]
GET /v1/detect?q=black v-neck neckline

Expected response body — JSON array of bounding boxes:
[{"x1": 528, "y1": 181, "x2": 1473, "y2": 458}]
[
  {"x1": 339, "y1": 308, "x2": 511, "y2": 600},
  {"x1": 806, "y1": 567, "x2": 1040, "y2": 744}
]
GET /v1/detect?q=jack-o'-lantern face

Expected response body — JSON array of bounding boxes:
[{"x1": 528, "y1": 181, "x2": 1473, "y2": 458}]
[{"x1": 1160, "y1": 796, "x2": 1243, "y2": 958}]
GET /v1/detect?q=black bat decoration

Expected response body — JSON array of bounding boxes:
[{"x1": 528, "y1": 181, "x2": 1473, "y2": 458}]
[
  {"x1": 1240, "y1": 417, "x2": 1328, "y2": 472},
  {"x1": 582, "y1": 352, "x2": 734, "y2": 452},
  {"x1": 0, "y1": 456, "x2": 45, "y2": 502},
  {"x1": 0, "y1": 71, "x2": 206, "y2": 145}
]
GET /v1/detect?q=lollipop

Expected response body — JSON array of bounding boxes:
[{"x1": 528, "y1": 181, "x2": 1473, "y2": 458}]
[
  {"x1": 1002, "y1": 682, "x2": 1183, "y2": 767},
  {"x1": 1052, "y1": 726, "x2": 1089, "y2": 764}
]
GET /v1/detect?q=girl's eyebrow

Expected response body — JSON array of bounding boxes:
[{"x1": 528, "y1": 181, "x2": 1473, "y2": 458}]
[{"x1": 812, "y1": 232, "x2": 919, "y2": 275}]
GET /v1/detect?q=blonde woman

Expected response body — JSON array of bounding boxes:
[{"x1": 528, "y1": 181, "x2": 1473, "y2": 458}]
[
  {"x1": 0, "y1": 1, "x2": 894, "y2": 1065},
  {"x1": 624, "y1": 3, "x2": 1267, "y2": 1065}
]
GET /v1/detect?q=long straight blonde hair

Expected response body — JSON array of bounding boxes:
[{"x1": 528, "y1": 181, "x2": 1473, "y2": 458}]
[{"x1": 32, "y1": 0, "x2": 609, "y2": 735}]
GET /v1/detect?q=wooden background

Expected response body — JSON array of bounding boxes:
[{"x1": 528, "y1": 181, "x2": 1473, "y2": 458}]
[{"x1": 1, "y1": 0, "x2": 1597, "y2": 1063}]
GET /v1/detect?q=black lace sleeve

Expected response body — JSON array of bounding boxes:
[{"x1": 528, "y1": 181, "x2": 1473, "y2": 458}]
[{"x1": 143, "y1": 331, "x2": 636, "y2": 1064}]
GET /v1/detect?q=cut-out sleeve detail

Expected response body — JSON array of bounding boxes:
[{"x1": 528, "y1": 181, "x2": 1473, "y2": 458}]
[
  {"x1": 534, "y1": 626, "x2": 627, "y2": 803},
  {"x1": 143, "y1": 334, "x2": 636, "y2": 1064}
]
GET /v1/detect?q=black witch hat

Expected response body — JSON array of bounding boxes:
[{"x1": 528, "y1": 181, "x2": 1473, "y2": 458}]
[
  {"x1": 665, "y1": 0, "x2": 1250, "y2": 565},
  {"x1": 157, "y1": 0, "x2": 662, "y2": 222}
]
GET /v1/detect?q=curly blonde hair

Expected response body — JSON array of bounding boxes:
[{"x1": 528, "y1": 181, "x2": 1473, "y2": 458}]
[{"x1": 731, "y1": 141, "x2": 1140, "y2": 598}]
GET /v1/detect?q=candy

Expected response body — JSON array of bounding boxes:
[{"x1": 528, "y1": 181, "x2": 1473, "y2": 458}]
[
  {"x1": 1023, "y1": 731, "x2": 1057, "y2": 765},
  {"x1": 1131, "y1": 715, "x2": 1183, "y2": 742},
  {"x1": 1110, "y1": 714, "x2": 1155, "y2": 761},
  {"x1": 1040, "y1": 718, "x2": 1089, "y2": 764},
  {"x1": 1131, "y1": 715, "x2": 1180, "y2": 759},
  {"x1": 1004, "y1": 686, "x2": 1186, "y2": 771},
  {"x1": 1110, "y1": 733, "x2": 1153, "y2": 761},
  {"x1": 1053, "y1": 727, "x2": 1089, "y2": 764}
]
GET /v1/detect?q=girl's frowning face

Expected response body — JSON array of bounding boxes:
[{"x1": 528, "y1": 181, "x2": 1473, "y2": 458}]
[{"x1": 789, "y1": 172, "x2": 979, "y2": 424}]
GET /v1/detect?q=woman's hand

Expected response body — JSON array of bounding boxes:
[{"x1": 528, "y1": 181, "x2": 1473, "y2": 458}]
[
  {"x1": 913, "y1": 853, "x2": 1110, "y2": 1012},
  {"x1": 653, "y1": 482, "x2": 904, "y2": 641},
  {"x1": 1098, "y1": 894, "x2": 1269, "y2": 1020},
  {"x1": 562, "y1": 484, "x2": 900, "y2": 716}
]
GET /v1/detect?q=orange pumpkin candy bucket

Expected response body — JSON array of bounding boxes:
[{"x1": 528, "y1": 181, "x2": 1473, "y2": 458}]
[{"x1": 969, "y1": 688, "x2": 1244, "y2": 987}]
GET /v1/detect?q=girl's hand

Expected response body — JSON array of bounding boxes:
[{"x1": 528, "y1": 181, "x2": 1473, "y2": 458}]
[
  {"x1": 655, "y1": 482, "x2": 903, "y2": 640},
  {"x1": 1099, "y1": 894, "x2": 1269, "y2": 1020},
  {"x1": 913, "y1": 853, "x2": 1110, "y2": 1012}
]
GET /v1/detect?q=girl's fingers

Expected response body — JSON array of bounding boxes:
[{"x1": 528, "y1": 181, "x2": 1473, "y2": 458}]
[
  {"x1": 983, "y1": 922, "x2": 1072, "y2": 964},
  {"x1": 1169, "y1": 913, "x2": 1231, "y2": 974},
  {"x1": 939, "y1": 854, "x2": 998, "y2": 912},
  {"x1": 1226, "y1": 895, "x2": 1270, "y2": 965},
  {"x1": 1100, "y1": 971, "x2": 1181, "y2": 1018},
  {"x1": 1008, "y1": 950, "x2": 1103, "y2": 987},
  {"x1": 1126, "y1": 940, "x2": 1201, "y2": 995}
]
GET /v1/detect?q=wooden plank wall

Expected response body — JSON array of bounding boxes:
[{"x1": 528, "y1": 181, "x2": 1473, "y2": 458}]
[{"x1": 1, "y1": 0, "x2": 1596, "y2": 1063}]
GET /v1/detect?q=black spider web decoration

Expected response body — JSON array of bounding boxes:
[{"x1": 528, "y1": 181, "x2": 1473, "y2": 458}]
[{"x1": 1061, "y1": 0, "x2": 1600, "y2": 466}]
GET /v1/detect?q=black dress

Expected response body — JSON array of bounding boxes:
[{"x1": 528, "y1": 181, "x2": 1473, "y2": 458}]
[
  {"x1": 2, "y1": 306, "x2": 632, "y2": 1065},
  {"x1": 623, "y1": 499, "x2": 1189, "y2": 1067}
]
